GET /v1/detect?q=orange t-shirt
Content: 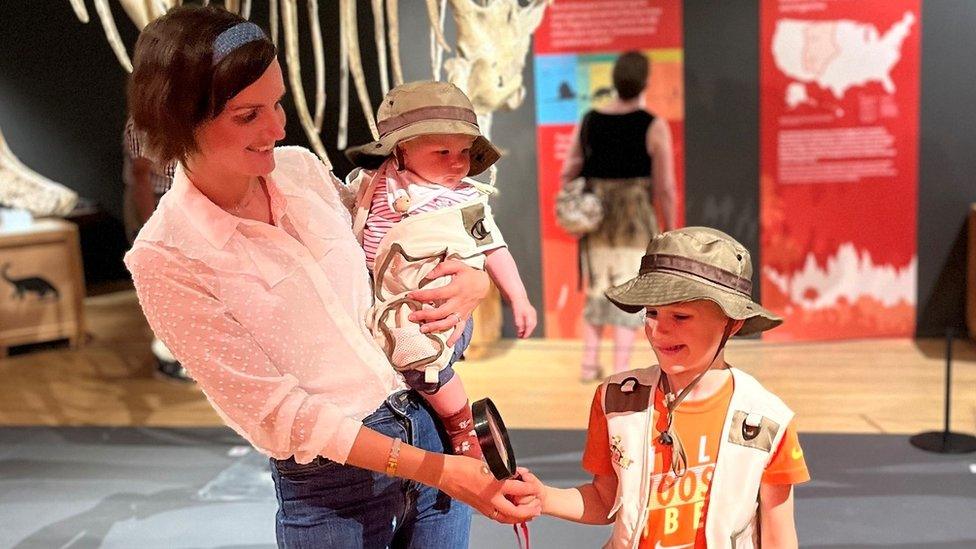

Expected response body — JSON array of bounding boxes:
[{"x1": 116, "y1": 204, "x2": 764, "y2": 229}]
[{"x1": 582, "y1": 375, "x2": 809, "y2": 549}]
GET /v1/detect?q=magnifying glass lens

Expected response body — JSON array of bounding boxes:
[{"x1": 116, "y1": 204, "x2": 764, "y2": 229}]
[
  {"x1": 488, "y1": 414, "x2": 508, "y2": 463},
  {"x1": 472, "y1": 398, "x2": 517, "y2": 480}
]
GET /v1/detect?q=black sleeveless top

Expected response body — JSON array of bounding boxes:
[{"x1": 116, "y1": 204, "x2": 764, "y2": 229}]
[{"x1": 579, "y1": 109, "x2": 654, "y2": 179}]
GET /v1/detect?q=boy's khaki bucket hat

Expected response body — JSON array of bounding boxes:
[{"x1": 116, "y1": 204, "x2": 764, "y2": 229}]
[
  {"x1": 345, "y1": 81, "x2": 501, "y2": 176},
  {"x1": 605, "y1": 227, "x2": 782, "y2": 336}
]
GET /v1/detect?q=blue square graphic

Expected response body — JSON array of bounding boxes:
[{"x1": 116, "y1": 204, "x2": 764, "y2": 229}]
[{"x1": 534, "y1": 54, "x2": 580, "y2": 125}]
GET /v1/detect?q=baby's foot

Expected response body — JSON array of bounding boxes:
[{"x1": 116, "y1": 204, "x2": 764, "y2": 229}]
[
  {"x1": 443, "y1": 402, "x2": 484, "y2": 460},
  {"x1": 450, "y1": 428, "x2": 483, "y2": 460}
]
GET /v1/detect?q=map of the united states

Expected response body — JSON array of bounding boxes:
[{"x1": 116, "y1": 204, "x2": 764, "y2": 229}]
[{"x1": 772, "y1": 12, "x2": 915, "y2": 107}]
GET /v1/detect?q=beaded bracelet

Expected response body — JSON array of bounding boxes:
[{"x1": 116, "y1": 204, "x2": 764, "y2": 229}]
[{"x1": 385, "y1": 438, "x2": 402, "y2": 477}]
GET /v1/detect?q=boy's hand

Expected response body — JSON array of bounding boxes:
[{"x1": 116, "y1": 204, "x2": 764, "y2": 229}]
[
  {"x1": 511, "y1": 467, "x2": 547, "y2": 511},
  {"x1": 512, "y1": 299, "x2": 537, "y2": 338}
]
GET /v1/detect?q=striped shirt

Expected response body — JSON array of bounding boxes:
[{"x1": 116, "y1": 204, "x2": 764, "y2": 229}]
[{"x1": 363, "y1": 176, "x2": 482, "y2": 270}]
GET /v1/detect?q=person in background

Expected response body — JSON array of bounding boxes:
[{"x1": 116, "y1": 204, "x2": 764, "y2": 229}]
[
  {"x1": 561, "y1": 51, "x2": 678, "y2": 382},
  {"x1": 122, "y1": 118, "x2": 188, "y2": 382}
]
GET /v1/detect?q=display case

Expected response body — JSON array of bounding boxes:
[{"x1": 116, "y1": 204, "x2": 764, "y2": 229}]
[{"x1": 0, "y1": 218, "x2": 87, "y2": 357}]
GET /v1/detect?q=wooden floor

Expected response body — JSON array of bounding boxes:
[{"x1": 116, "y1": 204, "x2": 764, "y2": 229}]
[{"x1": 1, "y1": 290, "x2": 974, "y2": 435}]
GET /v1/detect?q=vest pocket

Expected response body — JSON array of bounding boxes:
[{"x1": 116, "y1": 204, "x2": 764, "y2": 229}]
[{"x1": 728, "y1": 410, "x2": 780, "y2": 453}]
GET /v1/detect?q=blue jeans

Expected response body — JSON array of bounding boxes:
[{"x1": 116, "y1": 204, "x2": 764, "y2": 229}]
[{"x1": 270, "y1": 391, "x2": 472, "y2": 548}]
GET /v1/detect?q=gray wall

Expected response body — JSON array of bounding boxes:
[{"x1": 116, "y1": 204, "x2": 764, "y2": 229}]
[
  {"x1": 0, "y1": 2, "x2": 135, "y2": 221},
  {"x1": 683, "y1": 2, "x2": 761, "y2": 298},
  {"x1": 1, "y1": 1, "x2": 972, "y2": 336},
  {"x1": 917, "y1": 1, "x2": 976, "y2": 336}
]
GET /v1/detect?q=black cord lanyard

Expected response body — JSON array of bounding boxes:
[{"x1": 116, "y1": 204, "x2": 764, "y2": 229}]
[{"x1": 656, "y1": 320, "x2": 734, "y2": 478}]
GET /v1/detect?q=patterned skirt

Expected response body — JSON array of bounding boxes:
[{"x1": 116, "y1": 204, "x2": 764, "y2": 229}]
[{"x1": 582, "y1": 177, "x2": 658, "y2": 328}]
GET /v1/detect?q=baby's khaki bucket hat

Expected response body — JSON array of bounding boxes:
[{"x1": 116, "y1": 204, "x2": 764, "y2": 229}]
[
  {"x1": 345, "y1": 81, "x2": 501, "y2": 176},
  {"x1": 605, "y1": 227, "x2": 782, "y2": 336}
]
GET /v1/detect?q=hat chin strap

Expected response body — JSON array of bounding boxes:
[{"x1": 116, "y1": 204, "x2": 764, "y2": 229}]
[{"x1": 658, "y1": 320, "x2": 735, "y2": 478}]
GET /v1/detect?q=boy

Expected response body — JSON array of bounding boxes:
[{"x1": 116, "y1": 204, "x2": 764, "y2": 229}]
[{"x1": 520, "y1": 227, "x2": 809, "y2": 548}]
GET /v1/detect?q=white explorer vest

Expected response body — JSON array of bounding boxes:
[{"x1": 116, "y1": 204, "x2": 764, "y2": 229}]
[{"x1": 599, "y1": 366, "x2": 794, "y2": 549}]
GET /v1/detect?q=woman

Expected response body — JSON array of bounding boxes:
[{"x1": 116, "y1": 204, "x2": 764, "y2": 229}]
[
  {"x1": 123, "y1": 6, "x2": 539, "y2": 547},
  {"x1": 561, "y1": 51, "x2": 678, "y2": 381}
]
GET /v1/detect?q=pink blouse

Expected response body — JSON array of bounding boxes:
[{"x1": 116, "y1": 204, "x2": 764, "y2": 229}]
[{"x1": 124, "y1": 146, "x2": 406, "y2": 465}]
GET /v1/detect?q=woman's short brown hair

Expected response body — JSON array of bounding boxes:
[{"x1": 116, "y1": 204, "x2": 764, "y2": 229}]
[
  {"x1": 127, "y1": 6, "x2": 277, "y2": 165},
  {"x1": 612, "y1": 51, "x2": 650, "y2": 101}
]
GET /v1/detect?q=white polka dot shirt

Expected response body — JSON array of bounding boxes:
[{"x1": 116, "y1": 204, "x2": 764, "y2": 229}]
[{"x1": 124, "y1": 147, "x2": 405, "y2": 465}]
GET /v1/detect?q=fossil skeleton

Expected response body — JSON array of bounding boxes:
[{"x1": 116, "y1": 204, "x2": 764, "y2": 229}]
[
  {"x1": 0, "y1": 127, "x2": 79, "y2": 217},
  {"x1": 443, "y1": 0, "x2": 550, "y2": 138},
  {"x1": 441, "y1": 0, "x2": 550, "y2": 182},
  {"x1": 78, "y1": 0, "x2": 550, "y2": 163},
  {"x1": 0, "y1": 0, "x2": 552, "y2": 216}
]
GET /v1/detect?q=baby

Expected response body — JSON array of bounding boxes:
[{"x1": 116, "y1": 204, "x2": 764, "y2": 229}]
[{"x1": 345, "y1": 81, "x2": 536, "y2": 458}]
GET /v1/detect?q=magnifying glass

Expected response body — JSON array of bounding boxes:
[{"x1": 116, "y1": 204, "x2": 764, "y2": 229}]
[
  {"x1": 472, "y1": 398, "x2": 530, "y2": 548},
  {"x1": 472, "y1": 397, "x2": 517, "y2": 480}
]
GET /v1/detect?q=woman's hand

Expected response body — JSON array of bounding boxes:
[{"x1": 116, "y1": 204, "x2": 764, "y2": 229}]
[
  {"x1": 407, "y1": 260, "x2": 489, "y2": 346},
  {"x1": 439, "y1": 455, "x2": 542, "y2": 524}
]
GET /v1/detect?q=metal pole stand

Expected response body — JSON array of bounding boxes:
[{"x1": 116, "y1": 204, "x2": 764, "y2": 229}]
[{"x1": 909, "y1": 328, "x2": 976, "y2": 454}]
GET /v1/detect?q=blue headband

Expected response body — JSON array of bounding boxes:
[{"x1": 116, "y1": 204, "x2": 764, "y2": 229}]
[{"x1": 212, "y1": 22, "x2": 266, "y2": 66}]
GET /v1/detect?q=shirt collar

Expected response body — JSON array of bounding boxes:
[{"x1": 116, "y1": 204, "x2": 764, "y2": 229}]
[
  {"x1": 169, "y1": 164, "x2": 290, "y2": 250},
  {"x1": 170, "y1": 165, "x2": 240, "y2": 249}
]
